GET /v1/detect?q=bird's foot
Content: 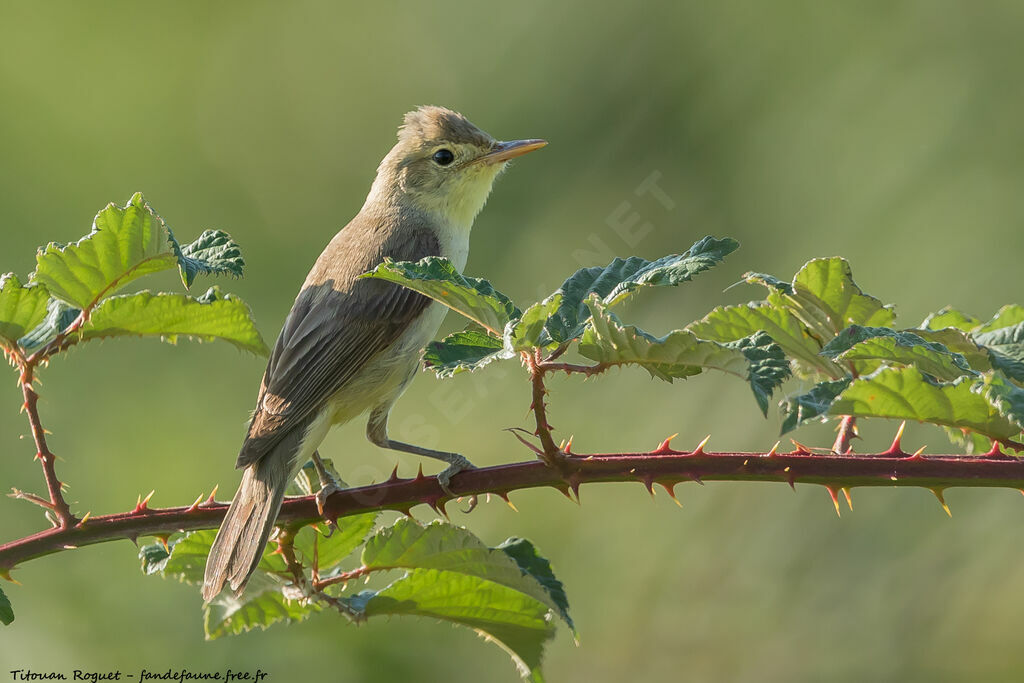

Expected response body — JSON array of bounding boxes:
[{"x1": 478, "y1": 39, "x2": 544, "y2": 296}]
[
  {"x1": 315, "y1": 479, "x2": 345, "y2": 518},
  {"x1": 437, "y1": 455, "x2": 478, "y2": 513}
]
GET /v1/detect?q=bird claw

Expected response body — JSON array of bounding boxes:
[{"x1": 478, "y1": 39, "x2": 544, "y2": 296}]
[
  {"x1": 315, "y1": 481, "x2": 345, "y2": 518},
  {"x1": 437, "y1": 456, "x2": 478, "y2": 513}
]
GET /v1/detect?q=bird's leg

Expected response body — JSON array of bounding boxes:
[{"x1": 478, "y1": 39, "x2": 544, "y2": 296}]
[
  {"x1": 310, "y1": 449, "x2": 347, "y2": 517},
  {"x1": 367, "y1": 407, "x2": 477, "y2": 510}
]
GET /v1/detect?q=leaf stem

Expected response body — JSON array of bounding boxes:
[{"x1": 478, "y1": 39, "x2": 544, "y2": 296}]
[
  {"x1": 832, "y1": 415, "x2": 857, "y2": 455},
  {"x1": 19, "y1": 367, "x2": 75, "y2": 528},
  {"x1": 527, "y1": 350, "x2": 567, "y2": 469}
]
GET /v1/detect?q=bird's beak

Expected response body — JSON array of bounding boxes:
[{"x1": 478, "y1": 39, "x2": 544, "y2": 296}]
[{"x1": 478, "y1": 139, "x2": 548, "y2": 165}]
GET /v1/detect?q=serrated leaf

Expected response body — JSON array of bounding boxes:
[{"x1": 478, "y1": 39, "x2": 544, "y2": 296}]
[
  {"x1": 913, "y1": 327, "x2": 992, "y2": 371},
  {"x1": 294, "y1": 513, "x2": 379, "y2": 573},
  {"x1": 77, "y1": 287, "x2": 268, "y2": 355},
  {"x1": 17, "y1": 298, "x2": 80, "y2": 352},
  {"x1": 139, "y1": 541, "x2": 172, "y2": 575},
  {"x1": 353, "y1": 568, "x2": 554, "y2": 679},
  {"x1": 0, "y1": 586, "x2": 13, "y2": 626},
  {"x1": 176, "y1": 230, "x2": 245, "y2": 287},
  {"x1": 975, "y1": 372, "x2": 1024, "y2": 434},
  {"x1": 205, "y1": 577, "x2": 317, "y2": 640},
  {"x1": 423, "y1": 329, "x2": 509, "y2": 378},
  {"x1": 504, "y1": 294, "x2": 562, "y2": 353},
  {"x1": 922, "y1": 306, "x2": 982, "y2": 332},
  {"x1": 545, "y1": 236, "x2": 739, "y2": 343},
  {"x1": 973, "y1": 322, "x2": 1024, "y2": 384},
  {"x1": 830, "y1": 367, "x2": 1022, "y2": 442},
  {"x1": 361, "y1": 257, "x2": 519, "y2": 335},
  {"x1": 687, "y1": 301, "x2": 845, "y2": 380},
  {"x1": 160, "y1": 529, "x2": 216, "y2": 584},
  {"x1": 579, "y1": 297, "x2": 788, "y2": 414},
  {"x1": 976, "y1": 304, "x2": 1024, "y2": 334},
  {"x1": 743, "y1": 271, "x2": 794, "y2": 294},
  {"x1": 779, "y1": 378, "x2": 853, "y2": 434},
  {"x1": 820, "y1": 325, "x2": 973, "y2": 381},
  {"x1": 497, "y1": 537, "x2": 574, "y2": 635},
  {"x1": 0, "y1": 274, "x2": 51, "y2": 352},
  {"x1": 766, "y1": 257, "x2": 896, "y2": 341},
  {"x1": 33, "y1": 193, "x2": 246, "y2": 310}
]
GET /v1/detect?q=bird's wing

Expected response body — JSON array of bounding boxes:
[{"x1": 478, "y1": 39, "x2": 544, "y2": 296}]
[{"x1": 236, "y1": 221, "x2": 440, "y2": 468}]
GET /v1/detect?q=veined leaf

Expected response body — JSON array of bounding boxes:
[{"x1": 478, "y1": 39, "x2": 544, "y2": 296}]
[
  {"x1": 205, "y1": 576, "x2": 317, "y2": 640},
  {"x1": 361, "y1": 257, "x2": 519, "y2": 335},
  {"x1": 820, "y1": 325, "x2": 973, "y2": 381},
  {"x1": 912, "y1": 328, "x2": 992, "y2": 372},
  {"x1": 687, "y1": 301, "x2": 845, "y2": 380},
  {"x1": 975, "y1": 372, "x2": 1024, "y2": 434},
  {"x1": 830, "y1": 367, "x2": 1023, "y2": 442},
  {"x1": 764, "y1": 257, "x2": 896, "y2": 342},
  {"x1": 497, "y1": 537, "x2": 575, "y2": 636},
  {"x1": 33, "y1": 193, "x2": 244, "y2": 310},
  {"x1": 504, "y1": 294, "x2": 562, "y2": 353},
  {"x1": 0, "y1": 274, "x2": 51, "y2": 352},
  {"x1": 423, "y1": 329, "x2": 510, "y2": 378},
  {"x1": 294, "y1": 514, "x2": 378, "y2": 573},
  {"x1": 77, "y1": 287, "x2": 268, "y2": 355},
  {"x1": 0, "y1": 586, "x2": 13, "y2": 626},
  {"x1": 17, "y1": 298, "x2": 80, "y2": 352},
  {"x1": 579, "y1": 298, "x2": 789, "y2": 414},
  {"x1": 780, "y1": 378, "x2": 853, "y2": 434},
  {"x1": 976, "y1": 304, "x2": 1024, "y2": 334},
  {"x1": 922, "y1": 306, "x2": 982, "y2": 332},
  {"x1": 973, "y1": 322, "x2": 1024, "y2": 384},
  {"x1": 545, "y1": 236, "x2": 739, "y2": 343}
]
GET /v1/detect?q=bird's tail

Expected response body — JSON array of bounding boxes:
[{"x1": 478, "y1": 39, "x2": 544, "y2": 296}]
[{"x1": 202, "y1": 453, "x2": 291, "y2": 602}]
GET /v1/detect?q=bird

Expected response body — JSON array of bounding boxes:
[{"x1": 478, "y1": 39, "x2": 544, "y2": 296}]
[{"x1": 202, "y1": 106, "x2": 547, "y2": 601}]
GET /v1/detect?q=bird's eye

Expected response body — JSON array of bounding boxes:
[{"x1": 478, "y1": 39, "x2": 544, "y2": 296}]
[{"x1": 432, "y1": 149, "x2": 455, "y2": 166}]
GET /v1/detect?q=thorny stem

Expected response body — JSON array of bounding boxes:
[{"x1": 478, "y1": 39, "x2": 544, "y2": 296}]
[
  {"x1": 5, "y1": 443, "x2": 1024, "y2": 574},
  {"x1": 19, "y1": 367, "x2": 75, "y2": 528},
  {"x1": 526, "y1": 350, "x2": 566, "y2": 469}
]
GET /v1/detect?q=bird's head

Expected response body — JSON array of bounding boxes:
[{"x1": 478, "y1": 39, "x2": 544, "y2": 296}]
[{"x1": 368, "y1": 106, "x2": 546, "y2": 229}]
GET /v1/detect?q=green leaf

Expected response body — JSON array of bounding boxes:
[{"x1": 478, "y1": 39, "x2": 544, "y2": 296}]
[
  {"x1": 779, "y1": 378, "x2": 853, "y2": 434},
  {"x1": 0, "y1": 274, "x2": 51, "y2": 352},
  {"x1": 160, "y1": 529, "x2": 216, "y2": 584},
  {"x1": 942, "y1": 425, "x2": 993, "y2": 455},
  {"x1": 820, "y1": 325, "x2": 973, "y2": 381},
  {"x1": 33, "y1": 193, "x2": 245, "y2": 310},
  {"x1": 579, "y1": 297, "x2": 788, "y2": 413},
  {"x1": 76, "y1": 287, "x2": 268, "y2": 355},
  {"x1": 504, "y1": 294, "x2": 562, "y2": 353},
  {"x1": 913, "y1": 327, "x2": 993, "y2": 371},
  {"x1": 205, "y1": 577, "x2": 317, "y2": 640},
  {"x1": 17, "y1": 298, "x2": 80, "y2": 352},
  {"x1": 139, "y1": 541, "x2": 173, "y2": 575},
  {"x1": 974, "y1": 322, "x2": 1024, "y2": 384},
  {"x1": 687, "y1": 301, "x2": 845, "y2": 380},
  {"x1": 353, "y1": 570, "x2": 554, "y2": 679},
  {"x1": 294, "y1": 514, "x2": 379, "y2": 573},
  {"x1": 497, "y1": 537, "x2": 574, "y2": 635},
  {"x1": 361, "y1": 257, "x2": 519, "y2": 335},
  {"x1": 830, "y1": 367, "x2": 1023, "y2": 443},
  {"x1": 176, "y1": 229, "x2": 245, "y2": 288},
  {"x1": 423, "y1": 329, "x2": 509, "y2": 378},
  {"x1": 0, "y1": 586, "x2": 13, "y2": 626},
  {"x1": 545, "y1": 236, "x2": 739, "y2": 343},
  {"x1": 922, "y1": 306, "x2": 982, "y2": 332},
  {"x1": 764, "y1": 257, "x2": 896, "y2": 341},
  {"x1": 976, "y1": 304, "x2": 1024, "y2": 334},
  {"x1": 975, "y1": 372, "x2": 1024, "y2": 434}
]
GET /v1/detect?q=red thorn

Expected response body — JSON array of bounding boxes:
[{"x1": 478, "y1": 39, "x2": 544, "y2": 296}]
[
  {"x1": 784, "y1": 466, "x2": 796, "y2": 490},
  {"x1": 551, "y1": 483, "x2": 572, "y2": 500},
  {"x1": 567, "y1": 473, "x2": 582, "y2": 504},
  {"x1": 154, "y1": 533, "x2": 172, "y2": 551},
  {"x1": 185, "y1": 493, "x2": 204, "y2": 513},
  {"x1": 907, "y1": 445, "x2": 926, "y2": 461},
  {"x1": 931, "y1": 488, "x2": 952, "y2": 517},
  {"x1": 985, "y1": 440, "x2": 1006, "y2": 458},
  {"x1": 201, "y1": 485, "x2": 219, "y2": 507},
  {"x1": 884, "y1": 421, "x2": 908, "y2": 457},
  {"x1": 825, "y1": 486, "x2": 841, "y2": 517},
  {"x1": 690, "y1": 435, "x2": 711, "y2": 456},
  {"x1": 640, "y1": 475, "x2": 655, "y2": 498},
  {"x1": 657, "y1": 480, "x2": 683, "y2": 507},
  {"x1": 387, "y1": 465, "x2": 401, "y2": 483},
  {"x1": 414, "y1": 464, "x2": 425, "y2": 482},
  {"x1": 766, "y1": 441, "x2": 780, "y2": 457},
  {"x1": 789, "y1": 440, "x2": 812, "y2": 456},
  {"x1": 563, "y1": 434, "x2": 575, "y2": 455},
  {"x1": 653, "y1": 433, "x2": 681, "y2": 455},
  {"x1": 427, "y1": 497, "x2": 450, "y2": 520},
  {"x1": 133, "y1": 489, "x2": 155, "y2": 514},
  {"x1": 497, "y1": 491, "x2": 519, "y2": 512},
  {"x1": 841, "y1": 487, "x2": 853, "y2": 511}
]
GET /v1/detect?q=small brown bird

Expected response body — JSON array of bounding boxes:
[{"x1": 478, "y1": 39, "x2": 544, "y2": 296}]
[{"x1": 202, "y1": 106, "x2": 546, "y2": 600}]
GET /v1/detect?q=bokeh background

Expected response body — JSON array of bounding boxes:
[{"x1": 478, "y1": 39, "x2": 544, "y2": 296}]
[{"x1": 2, "y1": 2, "x2": 1024, "y2": 681}]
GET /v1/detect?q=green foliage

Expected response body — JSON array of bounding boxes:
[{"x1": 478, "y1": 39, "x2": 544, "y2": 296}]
[
  {"x1": 0, "y1": 193, "x2": 265, "y2": 360},
  {"x1": 0, "y1": 586, "x2": 13, "y2": 625},
  {"x1": 423, "y1": 329, "x2": 509, "y2": 378}
]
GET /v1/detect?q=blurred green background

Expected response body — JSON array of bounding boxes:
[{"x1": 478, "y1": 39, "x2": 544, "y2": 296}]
[{"x1": 3, "y1": 1, "x2": 1024, "y2": 681}]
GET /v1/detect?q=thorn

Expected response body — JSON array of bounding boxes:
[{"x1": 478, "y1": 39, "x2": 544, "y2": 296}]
[
  {"x1": 427, "y1": 498, "x2": 450, "y2": 520},
  {"x1": 766, "y1": 441, "x2": 780, "y2": 457},
  {"x1": 691, "y1": 435, "x2": 711, "y2": 455},
  {"x1": 201, "y1": 485, "x2": 219, "y2": 507},
  {"x1": 640, "y1": 475, "x2": 655, "y2": 498},
  {"x1": 985, "y1": 440, "x2": 1005, "y2": 458},
  {"x1": 907, "y1": 445, "x2": 926, "y2": 460},
  {"x1": 76, "y1": 511, "x2": 91, "y2": 526},
  {"x1": 567, "y1": 472, "x2": 582, "y2": 504},
  {"x1": 563, "y1": 434, "x2": 575, "y2": 455},
  {"x1": 658, "y1": 480, "x2": 683, "y2": 507},
  {"x1": 186, "y1": 493, "x2": 204, "y2": 513},
  {"x1": 126, "y1": 533, "x2": 139, "y2": 547},
  {"x1": 931, "y1": 488, "x2": 952, "y2": 517},
  {"x1": 414, "y1": 464, "x2": 425, "y2": 482},
  {"x1": 885, "y1": 421, "x2": 908, "y2": 457},
  {"x1": 506, "y1": 427, "x2": 545, "y2": 456},
  {"x1": 387, "y1": 465, "x2": 401, "y2": 483},
  {"x1": 688, "y1": 472, "x2": 704, "y2": 486},
  {"x1": 497, "y1": 491, "x2": 519, "y2": 512},
  {"x1": 841, "y1": 487, "x2": 853, "y2": 511},
  {"x1": 825, "y1": 486, "x2": 841, "y2": 517},
  {"x1": 0, "y1": 569, "x2": 19, "y2": 585},
  {"x1": 789, "y1": 440, "x2": 812, "y2": 455},
  {"x1": 134, "y1": 489, "x2": 155, "y2": 513},
  {"x1": 784, "y1": 466, "x2": 796, "y2": 490},
  {"x1": 654, "y1": 433, "x2": 680, "y2": 455},
  {"x1": 154, "y1": 533, "x2": 172, "y2": 551}
]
